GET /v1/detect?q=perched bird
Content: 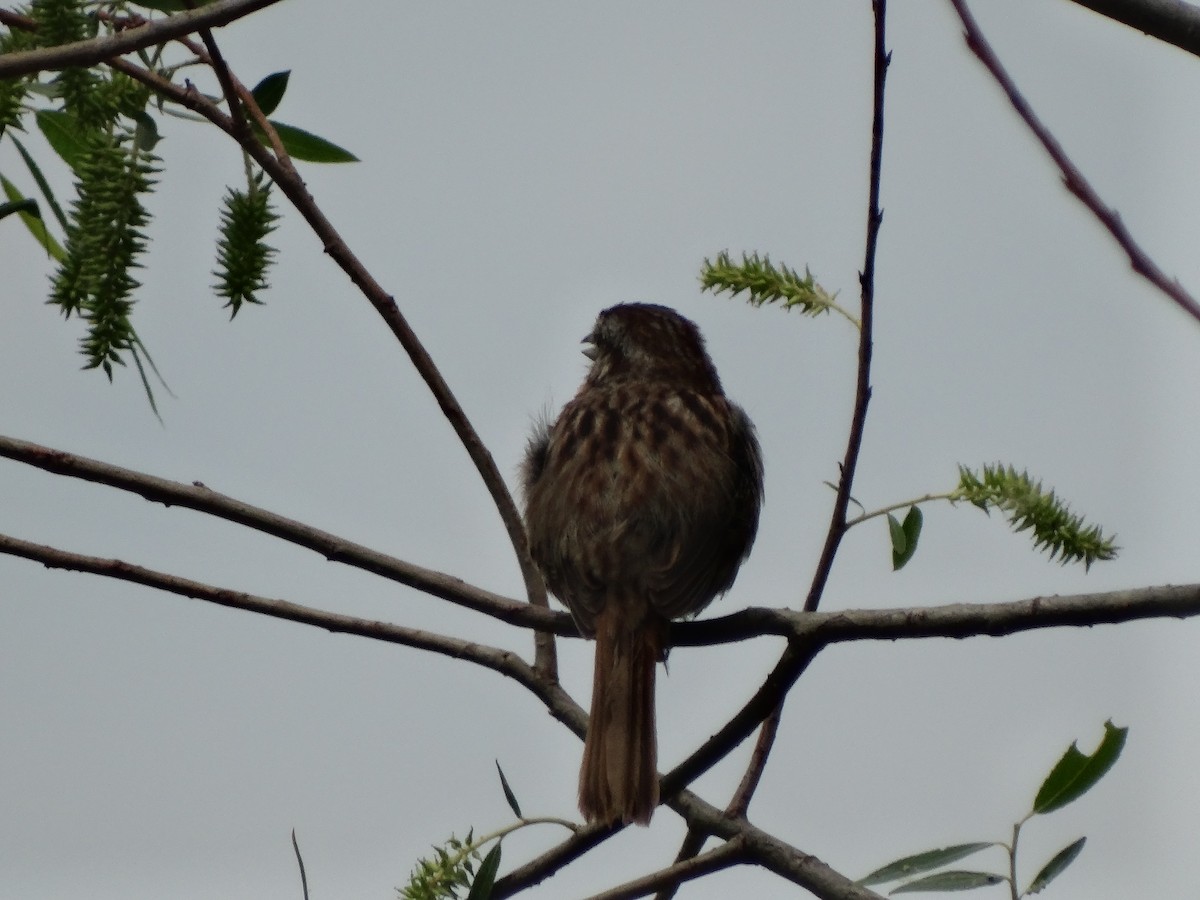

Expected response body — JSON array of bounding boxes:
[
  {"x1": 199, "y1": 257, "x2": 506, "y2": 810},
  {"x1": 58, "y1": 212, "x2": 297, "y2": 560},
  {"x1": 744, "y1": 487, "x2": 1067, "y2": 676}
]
[{"x1": 522, "y1": 303, "x2": 763, "y2": 825}]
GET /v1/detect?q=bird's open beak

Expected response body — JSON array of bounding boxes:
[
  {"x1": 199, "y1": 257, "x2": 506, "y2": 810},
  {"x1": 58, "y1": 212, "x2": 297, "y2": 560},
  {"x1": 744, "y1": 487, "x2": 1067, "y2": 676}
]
[{"x1": 581, "y1": 333, "x2": 598, "y2": 360}]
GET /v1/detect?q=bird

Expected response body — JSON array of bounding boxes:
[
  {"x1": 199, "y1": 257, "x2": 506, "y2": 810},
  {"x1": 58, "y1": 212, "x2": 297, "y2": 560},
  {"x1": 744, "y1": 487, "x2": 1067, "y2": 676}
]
[{"x1": 522, "y1": 302, "x2": 763, "y2": 825}]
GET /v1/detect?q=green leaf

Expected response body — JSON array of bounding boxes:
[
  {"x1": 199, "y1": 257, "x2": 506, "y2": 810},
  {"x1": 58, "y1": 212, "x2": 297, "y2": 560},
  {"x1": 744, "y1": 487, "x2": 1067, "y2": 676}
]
[
  {"x1": 133, "y1": 112, "x2": 162, "y2": 151},
  {"x1": 888, "y1": 513, "x2": 906, "y2": 555},
  {"x1": 1033, "y1": 720, "x2": 1127, "y2": 815},
  {"x1": 1026, "y1": 837, "x2": 1086, "y2": 894},
  {"x1": 0, "y1": 174, "x2": 66, "y2": 260},
  {"x1": 261, "y1": 120, "x2": 358, "y2": 163},
  {"x1": 35, "y1": 109, "x2": 89, "y2": 172},
  {"x1": 495, "y1": 760, "x2": 523, "y2": 819},
  {"x1": 250, "y1": 70, "x2": 290, "y2": 117},
  {"x1": 13, "y1": 135, "x2": 69, "y2": 230},
  {"x1": 891, "y1": 506, "x2": 923, "y2": 571},
  {"x1": 465, "y1": 844, "x2": 501, "y2": 900},
  {"x1": 859, "y1": 843, "x2": 994, "y2": 886},
  {"x1": 890, "y1": 870, "x2": 1006, "y2": 893}
]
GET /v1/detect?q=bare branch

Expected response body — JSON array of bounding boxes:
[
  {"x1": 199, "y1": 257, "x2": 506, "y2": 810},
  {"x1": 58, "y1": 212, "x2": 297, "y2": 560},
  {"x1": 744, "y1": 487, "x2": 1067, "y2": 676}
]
[
  {"x1": 0, "y1": 435, "x2": 572, "y2": 634},
  {"x1": 111, "y1": 54, "x2": 556, "y2": 671},
  {"x1": 1065, "y1": 0, "x2": 1200, "y2": 59},
  {"x1": 668, "y1": 792, "x2": 886, "y2": 900},
  {"x1": 0, "y1": 531, "x2": 539, "y2": 687},
  {"x1": 948, "y1": 0, "x2": 1200, "y2": 324},
  {"x1": 584, "y1": 837, "x2": 747, "y2": 900},
  {"x1": 726, "y1": 703, "x2": 783, "y2": 820},
  {"x1": 672, "y1": 583, "x2": 1200, "y2": 646},
  {"x1": 0, "y1": 0, "x2": 288, "y2": 78},
  {"x1": 805, "y1": 0, "x2": 889, "y2": 612}
]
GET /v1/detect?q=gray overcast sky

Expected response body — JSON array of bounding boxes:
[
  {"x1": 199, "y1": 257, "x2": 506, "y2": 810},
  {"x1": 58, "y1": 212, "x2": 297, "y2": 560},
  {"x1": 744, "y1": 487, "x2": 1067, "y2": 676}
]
[{"x1": 4, "y1": 2, "x2": 1200, "y2": 897}]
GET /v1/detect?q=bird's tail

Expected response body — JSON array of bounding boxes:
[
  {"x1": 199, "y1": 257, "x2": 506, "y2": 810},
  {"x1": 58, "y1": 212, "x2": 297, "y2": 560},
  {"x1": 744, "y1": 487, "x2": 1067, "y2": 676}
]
[{"x1": 578, "y1": 605, "x2": 663, "y2": 826}]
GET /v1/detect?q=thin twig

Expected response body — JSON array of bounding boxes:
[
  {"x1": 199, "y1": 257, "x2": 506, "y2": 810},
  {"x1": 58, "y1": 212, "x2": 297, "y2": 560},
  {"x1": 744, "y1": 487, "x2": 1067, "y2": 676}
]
[
  {"x1": 0, "y1": 0, "x2": 287, "y2": 77},
  {"x1": 187, "y1": 7, "x2": 252, "y2": 142},
  {"x1": 659, "y1": 641, "x2": 820, "y2": 806},
  {"x1": 947, "y1": 0, "x2": 1200, "y2": 324},
  {"x1": 653, "y1": 828, "x2": 709, "y2": 900},
  {"x1": 0, "y1": 435, "x2": 571, "y2": 632},
  {"x1": 725, "y1": 702, "x2": 783, "y2": 819},
  {"x1": 668, "y1": 791, "x2": 887, "y2": 900},
  {"x1": 656, "y1": 702, "x2": 783, "y2": 898},
  {"x1": 583, "y1": 838, "x2": 747, "y2": 900},
  {"x1": 0, "y1": 532, "x2": 541, "y2": 687},
  {"x1": 8, "y1": 27, "x2": 557, "y2": 677},
  {"x1": 805, "y1": 0, "x2": 889, "y2": 612},
  {"x1": 291, "y1": 830, "x2": 309, "y2": 900}
]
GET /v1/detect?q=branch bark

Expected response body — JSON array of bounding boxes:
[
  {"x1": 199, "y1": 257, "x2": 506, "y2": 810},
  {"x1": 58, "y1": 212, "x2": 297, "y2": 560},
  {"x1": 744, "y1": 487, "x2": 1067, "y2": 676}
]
[
  {"x1": 1064, "y1": 0, "x2": 1200, "y2": 58},
  {"x1": 0, "y1": 435, "x2": 572, "y2": 631},
  {"x1": 0, "y1": 532, "x2": 539, "y2": 686},
  {"x1": 805, "y1": 0, "x2": 888, "y2": 612},
  {"x1": 1, "y1": 0, "x2": 558, "y2": 680},
  {"x1": 0, "y1": 0, "x2": 289, "y2": 77}
]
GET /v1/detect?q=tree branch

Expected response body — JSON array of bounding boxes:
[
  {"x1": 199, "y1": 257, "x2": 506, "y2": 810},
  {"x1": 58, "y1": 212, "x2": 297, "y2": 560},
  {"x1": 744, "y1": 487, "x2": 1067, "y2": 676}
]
[
  {"x1": 673, "y1": 583, "x2": 1200, "y2": 646},
  {"x1": 0, "y1": 434, "x2": 572, "y2": 634},
  {"x1": 1064, "y1": 0, "x2": 1200, "y2": 58},
  {"x1": 3, "y1": 0, "x2": 558, "y2": 680},
  {"x1": 0, "y1": 19, "x2": 556, "y2": 676},
  {"x1": 153, "y1": 50, "x2": 555, "y2": 672},
  {"x1": 805, "y1": 0, "x2": 889, "y2": 612},
  {"x1": 0, "y1": 0, "x2": 288, "y2": 78},
  {"x1": 583, "y1": 837, "x2": 747, "y2": 900},
  {"x1": 948, "y1": 0, "x2": 1200, "y2": 324},
  {"x1": 0, "y1": 531, "x2": 541, "y2": 687},
  {"x1": 667, "y1": 792, "x2": 886, "y2": 900}
]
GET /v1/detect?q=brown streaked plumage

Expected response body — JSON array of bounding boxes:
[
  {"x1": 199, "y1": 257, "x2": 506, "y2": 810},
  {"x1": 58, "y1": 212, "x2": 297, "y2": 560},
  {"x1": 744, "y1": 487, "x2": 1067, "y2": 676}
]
[{"x1": 522, "y1": 303, "x2": 763, "y2": 826}]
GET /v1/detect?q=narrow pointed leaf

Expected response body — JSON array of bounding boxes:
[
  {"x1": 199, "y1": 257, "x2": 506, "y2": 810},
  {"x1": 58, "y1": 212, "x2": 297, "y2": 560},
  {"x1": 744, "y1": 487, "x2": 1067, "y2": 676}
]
[
  {"x1": 0, "y1": 175, "x2": 65, "y2": 260},
  {"x1": 35, "y1": 110, "x2": 88, "y2": 172},
  {"x1": 859, "y1": 843, "x2": 995, "y2": 885},
  {"x1": 891, "y1": 870, "x2": 1006, "y2": 893},
  {"x1": 465, "y1": 844, "x2": 501, "y2": 900},
  {"x1": 250, "y1": 70, "x2": 290, "y2": 116},
  {"x1": 261, "y1": 120, "x2": 358, "y2": 163},
  {"x1": 495, "y1": 760, "x2": 523, "y2": 818},
  {"x1": 1033, "y1": 721, "x2": 1127, "y2": 815},
  {"x1": 13, "y1": 136, "x2": 68, "y2": 229},
  {"x1": 1027, "y1": 837, "x2": 1086, "y2": 894}
]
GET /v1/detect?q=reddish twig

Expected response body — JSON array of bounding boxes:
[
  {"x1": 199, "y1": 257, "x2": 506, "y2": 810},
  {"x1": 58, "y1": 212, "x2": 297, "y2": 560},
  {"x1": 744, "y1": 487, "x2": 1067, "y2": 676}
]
[{"x1": 947, "y1": 0, "x2": 1200, "y2": 324}]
